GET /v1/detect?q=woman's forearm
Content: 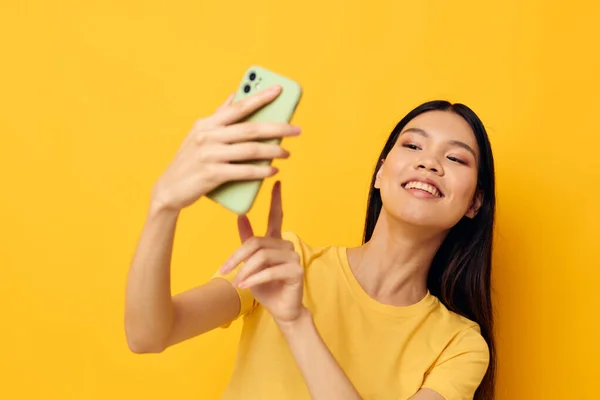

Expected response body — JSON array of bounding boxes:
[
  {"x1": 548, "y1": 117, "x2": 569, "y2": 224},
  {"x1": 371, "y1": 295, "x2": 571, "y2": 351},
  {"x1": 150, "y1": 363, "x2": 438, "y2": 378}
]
[
  {"x1": 277, "y1": 308, "x2": 363, "y2": 400},
  {"x1": 125, "y1": 202, "x2": 180, "y2": 353}
]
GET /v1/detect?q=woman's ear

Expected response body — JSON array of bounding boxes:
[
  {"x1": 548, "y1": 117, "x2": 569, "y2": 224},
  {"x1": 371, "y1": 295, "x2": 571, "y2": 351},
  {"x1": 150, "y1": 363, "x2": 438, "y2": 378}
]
[
  {"x1": 374, "y1": 159, "x2": 385, "y2": 189},
  {"x1": 465, "y1": 189, "x2": 483, "y2": 219}
]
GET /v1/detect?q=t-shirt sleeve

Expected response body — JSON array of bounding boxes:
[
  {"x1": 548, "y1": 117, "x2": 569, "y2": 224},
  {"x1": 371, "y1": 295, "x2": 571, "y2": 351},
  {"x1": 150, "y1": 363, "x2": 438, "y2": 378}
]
[
  {"x1": 421, "y1": 326, "x2": 490, "y2": 400},
  {"x1": 208, "y1": 231, "x2": 304, "y2": 328},
  {"x1": 281, "y1": 231, "x2": 307, "y2": 265},
  {"x1": 210, "y1": 265, "x2": 257, "y2": 328}
]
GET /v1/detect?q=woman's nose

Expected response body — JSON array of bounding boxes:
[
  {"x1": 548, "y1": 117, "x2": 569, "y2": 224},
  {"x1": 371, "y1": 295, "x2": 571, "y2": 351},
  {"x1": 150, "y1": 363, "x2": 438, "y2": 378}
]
[{"x1": 416, "y1": 157, "x2": 443, "y2": 175}]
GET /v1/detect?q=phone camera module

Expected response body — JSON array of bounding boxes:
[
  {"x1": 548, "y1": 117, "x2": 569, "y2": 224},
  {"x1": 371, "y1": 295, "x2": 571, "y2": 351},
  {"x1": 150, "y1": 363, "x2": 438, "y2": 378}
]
[
  {"x1": 243, "y1": 84, "x2": 251, "y2": 93},
  {"x1": 249, "y1": 72, "x2": 257, "y2": 81}
]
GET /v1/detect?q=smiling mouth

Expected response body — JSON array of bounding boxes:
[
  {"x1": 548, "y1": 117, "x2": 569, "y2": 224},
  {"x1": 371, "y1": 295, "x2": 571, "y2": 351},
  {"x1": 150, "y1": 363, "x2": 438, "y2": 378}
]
[{"x1": 401, "y1": 181, "x2": 443, "y2": 198}]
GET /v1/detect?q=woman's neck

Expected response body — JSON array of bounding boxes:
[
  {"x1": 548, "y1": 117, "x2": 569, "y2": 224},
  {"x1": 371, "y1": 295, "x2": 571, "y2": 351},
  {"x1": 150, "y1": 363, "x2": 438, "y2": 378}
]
[{"x1": 347, "y1": 211, "x2": 447, "y2": 307}]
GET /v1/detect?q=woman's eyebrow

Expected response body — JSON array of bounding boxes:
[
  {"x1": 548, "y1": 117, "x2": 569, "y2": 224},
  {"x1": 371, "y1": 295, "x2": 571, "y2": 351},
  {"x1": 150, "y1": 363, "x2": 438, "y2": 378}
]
[
  {"x1": 448, "y1": 140, "x2": 476, "y2": 158},
  {"x1": 401, "y1": 127, "x2": 428, "y2": 137}
]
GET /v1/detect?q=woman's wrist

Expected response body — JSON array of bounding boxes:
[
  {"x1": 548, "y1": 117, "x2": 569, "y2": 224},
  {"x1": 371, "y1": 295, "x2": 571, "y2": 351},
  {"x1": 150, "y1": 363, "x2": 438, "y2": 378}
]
[
  {"x1": 148, "y1": 195, "x2": 181, "y2": 220},
  {"x1": 275, "y1": 307, "x2": 313, "y2": 337},
  {"x1": 149, "y1": 184, "x2": 182, "y2": 216}
]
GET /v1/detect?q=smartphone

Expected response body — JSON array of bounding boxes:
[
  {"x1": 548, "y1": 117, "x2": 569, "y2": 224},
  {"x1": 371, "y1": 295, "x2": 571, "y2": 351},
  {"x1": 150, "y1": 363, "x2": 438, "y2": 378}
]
[{"x1": 205, "y1": 65, "x2": 302, "y2": 215}]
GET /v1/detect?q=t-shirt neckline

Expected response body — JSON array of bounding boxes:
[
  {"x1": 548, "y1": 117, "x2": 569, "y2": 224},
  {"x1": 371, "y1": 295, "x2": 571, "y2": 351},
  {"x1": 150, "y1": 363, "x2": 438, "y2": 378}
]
[{"x1": 336, "y1": 246, "x2": 437, "y2": 318}]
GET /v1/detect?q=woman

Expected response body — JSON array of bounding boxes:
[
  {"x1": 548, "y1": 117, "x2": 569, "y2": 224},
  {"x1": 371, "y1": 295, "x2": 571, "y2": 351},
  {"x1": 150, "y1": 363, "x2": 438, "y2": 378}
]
[{"x1": 125, "y1": 86, "x2": 496, "y2": 400}]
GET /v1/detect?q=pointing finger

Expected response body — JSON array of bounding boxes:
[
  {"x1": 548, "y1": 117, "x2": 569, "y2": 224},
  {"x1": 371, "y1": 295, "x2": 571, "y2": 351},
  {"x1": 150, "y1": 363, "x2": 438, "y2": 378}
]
[{"x1": 266, "y1": 181, "x2": 283, "y2": 238}]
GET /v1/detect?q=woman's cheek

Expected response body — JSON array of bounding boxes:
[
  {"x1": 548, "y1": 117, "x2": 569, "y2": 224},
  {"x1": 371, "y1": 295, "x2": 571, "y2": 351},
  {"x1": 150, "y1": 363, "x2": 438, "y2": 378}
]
[
  {"x1": 445, "y1": 168, "x2": 469, "y2": 193},
  {"x1": 455, "y1": 175, "x2": 478, "y2": 206}
]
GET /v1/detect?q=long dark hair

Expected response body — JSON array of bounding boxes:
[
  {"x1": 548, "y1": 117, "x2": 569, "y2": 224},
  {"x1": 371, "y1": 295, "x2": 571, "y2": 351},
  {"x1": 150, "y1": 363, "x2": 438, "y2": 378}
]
[{"x1": 362, "y1": 100, "x2": 496, "y2": 399}]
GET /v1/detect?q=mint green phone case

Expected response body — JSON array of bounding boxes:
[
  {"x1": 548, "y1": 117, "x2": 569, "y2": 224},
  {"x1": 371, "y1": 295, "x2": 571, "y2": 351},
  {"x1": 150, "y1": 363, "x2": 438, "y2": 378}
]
[{"x1": 205, "y1": 66, "x2": 302, "y2": 214}]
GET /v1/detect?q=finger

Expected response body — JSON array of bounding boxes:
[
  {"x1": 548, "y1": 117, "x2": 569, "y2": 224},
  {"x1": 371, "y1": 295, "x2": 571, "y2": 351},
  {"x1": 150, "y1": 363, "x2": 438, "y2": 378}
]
[
  {"x1": 237, "y1": 263, "x2": 303, "y2": 289},
  {"x1": 212, "y1": 85, "x2": 282, "y2": 126},
  {"x1": 216, "y1": 92, "x2": 235, "y2": 112},
  {"x1": 207, "y1": 142, "x2": 289, "y2": 163},
  {"x1": 211, "y1": 163, "x2": 279, "y2": 186},
  {"x1": 232, "y1": 248, "x2": 294, "y2": 285},
  {"x1": 215, "y1": 122, "x2": 301, "y2": 144},
  {"x1": 219, "y1": 236, "x2": 291, "y2": 274},
  {"x1": 237, "y1": 215, "x2": 254, "y2": 243},
  {"x1": 266, "y1": 181, "x2": 283, "y2": 238}
]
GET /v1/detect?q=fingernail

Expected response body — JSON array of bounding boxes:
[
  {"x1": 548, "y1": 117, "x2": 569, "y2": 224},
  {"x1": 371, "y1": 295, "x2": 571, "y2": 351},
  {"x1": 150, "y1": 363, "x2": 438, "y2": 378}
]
[
  {"x1": 237, "y1": 281, "x2": 248, "y2": 288},
  {"x1": 268, "y1": 85, "x2": 282, "y2": 94},
  {"x1": 291, "y1": 125, "x2": 302, "y2": 134}
]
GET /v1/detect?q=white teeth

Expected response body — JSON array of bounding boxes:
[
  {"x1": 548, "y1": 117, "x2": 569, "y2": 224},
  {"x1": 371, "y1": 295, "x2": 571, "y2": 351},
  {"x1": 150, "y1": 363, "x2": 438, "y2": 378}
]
[{"x1": 404, "y1": 181, "x2": 441, "y2": 197}]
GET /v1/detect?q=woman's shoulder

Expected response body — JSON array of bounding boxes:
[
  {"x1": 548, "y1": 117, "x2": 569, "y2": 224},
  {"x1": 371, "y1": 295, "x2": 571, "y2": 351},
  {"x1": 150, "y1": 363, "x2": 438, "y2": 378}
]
[
  {"x1": 429, "y1": 296, "x2": 487, "y2": 344},
  {"x1": 281, "y1": 231, "x2": 344, "y2": 268}
]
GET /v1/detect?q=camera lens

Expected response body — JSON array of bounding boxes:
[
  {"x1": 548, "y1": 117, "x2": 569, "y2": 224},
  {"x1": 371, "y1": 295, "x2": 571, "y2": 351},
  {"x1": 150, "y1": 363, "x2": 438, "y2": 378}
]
[
  {"x1": 249, "y1": 72, "x2": 256, "y2": 81},
  {"x1": 243, "y1": 84, "x2": 251, "y2": 93}
]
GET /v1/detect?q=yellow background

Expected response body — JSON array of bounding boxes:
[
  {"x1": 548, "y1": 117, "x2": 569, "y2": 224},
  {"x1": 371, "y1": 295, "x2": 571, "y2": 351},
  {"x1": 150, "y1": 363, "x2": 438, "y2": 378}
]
[{"x1": 1, "y1": 1, "x2": 598, "y2": 399}]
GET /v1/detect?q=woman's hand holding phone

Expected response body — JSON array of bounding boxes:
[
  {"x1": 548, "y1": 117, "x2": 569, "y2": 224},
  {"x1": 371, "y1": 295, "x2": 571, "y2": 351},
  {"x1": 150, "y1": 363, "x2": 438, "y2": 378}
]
[{"x1": 150, "y1": 86, "x2": 301, "y2": 213}]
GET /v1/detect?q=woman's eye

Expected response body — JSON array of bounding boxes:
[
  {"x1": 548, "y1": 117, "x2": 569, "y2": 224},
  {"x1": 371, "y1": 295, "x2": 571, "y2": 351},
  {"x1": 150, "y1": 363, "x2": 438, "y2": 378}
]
[
  {"x1": 447, "y1": 156, "x2": 467, "y2": 165},
  {"x1": 403, "y1": 143, "x2": 420, "y2": 150}
]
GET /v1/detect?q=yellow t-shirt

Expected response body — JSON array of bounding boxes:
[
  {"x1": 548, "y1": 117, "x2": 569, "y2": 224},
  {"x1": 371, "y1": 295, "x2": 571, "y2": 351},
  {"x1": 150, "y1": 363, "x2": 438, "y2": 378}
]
[{"x1": 212, "y1": 232, "x2": 489, "y2": 400}]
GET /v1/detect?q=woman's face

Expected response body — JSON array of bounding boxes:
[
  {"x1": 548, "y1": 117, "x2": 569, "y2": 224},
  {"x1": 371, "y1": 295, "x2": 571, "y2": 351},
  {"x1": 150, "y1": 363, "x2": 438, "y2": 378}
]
[{"x1": 376, "y1": 110, "x2": 482, "y2": 231}]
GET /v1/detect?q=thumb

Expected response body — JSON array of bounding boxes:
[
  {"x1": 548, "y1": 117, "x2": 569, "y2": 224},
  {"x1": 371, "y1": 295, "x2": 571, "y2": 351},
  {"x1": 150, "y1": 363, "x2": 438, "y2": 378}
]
[{"x1": 237, "y1": 215, "x2": 254, "y2": 243}]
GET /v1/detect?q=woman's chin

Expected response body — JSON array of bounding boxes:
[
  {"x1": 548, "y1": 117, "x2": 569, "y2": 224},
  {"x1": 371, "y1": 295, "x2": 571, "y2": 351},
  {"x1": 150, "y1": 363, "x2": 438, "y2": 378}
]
[{"x1": 392, "y1": 209, "x2": 458, "y2": 232}]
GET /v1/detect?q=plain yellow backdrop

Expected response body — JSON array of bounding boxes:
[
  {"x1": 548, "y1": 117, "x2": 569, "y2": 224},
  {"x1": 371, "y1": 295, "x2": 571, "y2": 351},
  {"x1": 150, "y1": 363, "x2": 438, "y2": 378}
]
[{"x1": 1, "y1": 1, "x2": 599, "y2": 399}]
